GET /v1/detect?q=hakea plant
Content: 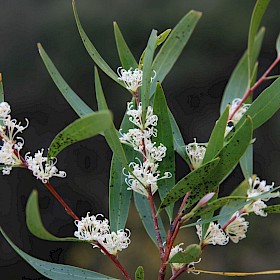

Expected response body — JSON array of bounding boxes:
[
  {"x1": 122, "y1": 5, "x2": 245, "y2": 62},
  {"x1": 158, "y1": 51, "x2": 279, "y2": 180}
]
[{"x1": 1, "y1": 0, "x2": 280, "y2": 279}]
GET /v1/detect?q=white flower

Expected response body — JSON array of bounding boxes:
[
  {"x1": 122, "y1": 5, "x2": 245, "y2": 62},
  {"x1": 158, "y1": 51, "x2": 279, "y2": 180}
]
[
  {"x1": 0, "y1": 102, "x2": 11, "y2": 119},
  {"x1": 229, "y1": 98, "x2": 250, "y2": 125},
  {"x1": 25, "y1": 149, "x2": 66, "y2": 183},
  {"x1": 169, "y1": 243, "x2": 185, "y2": 270},
  {"x1": 0, "y1": 102, "x2": 28, "y2": 175},
  {"x1": 121, "y1": 102, "x2": 172, "y2": 197},
  {"x1": 117, "y1": 67, "x2": 143, "y2": 92},
  {"x1": 245, "y1": 177, "x2": 279, "y2": 216},
  {"x1": 74, "y1": 213, "x2": 130, "y2": 256},
  {"x1": 99, "y1": 229, "x2": 131, "y2": 256},
  {"x1": 124, "y1": 158, "x2": 171, "y2": 197},
  {"x1": 224, "y1": 212, "x2": 249, "y2": 243},
  {"x1": 225, "y1": 98, "x2": 250, "y2": 136},
  {"x1": 196, "y1": 222, "x2": 229, "y2": 246},
  {"x1": 186, "y1": 139, "x2": 206, "y2": 169},
  {"x1": 74, "y1": 212, "x2": 110, "y2": 241}
]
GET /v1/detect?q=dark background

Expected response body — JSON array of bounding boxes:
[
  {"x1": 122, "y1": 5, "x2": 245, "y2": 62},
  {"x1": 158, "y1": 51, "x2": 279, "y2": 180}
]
[{"x1": 0, "y1": 0, "x2": 280, "y2": 279}]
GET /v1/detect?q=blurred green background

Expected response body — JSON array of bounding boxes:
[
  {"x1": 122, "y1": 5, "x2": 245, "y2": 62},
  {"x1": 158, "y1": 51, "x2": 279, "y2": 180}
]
[{"x1": 0, "y1": 0, "x2": 279, "y2": 279}]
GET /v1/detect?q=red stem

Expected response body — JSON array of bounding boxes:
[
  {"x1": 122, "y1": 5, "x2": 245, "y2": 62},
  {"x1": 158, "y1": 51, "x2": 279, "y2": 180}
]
[
  {"x1": 97, "y1": 242, "x2": 132, "y2": 280},
  {"x1": 147, "y1": 188, "x2": 165, "y2": 260},
  {"x1": 229, "y1": 56, "x2": 280, "y2": 120},
  {"x1": 158, "y1": 193, "x2": 190, "y2": 280},
  {"x1": 169, "y1": 265, "x2": 188, "y2": 280},
  {"x1": 44, "y1": 181, "x2": 79, "y2": 221}
]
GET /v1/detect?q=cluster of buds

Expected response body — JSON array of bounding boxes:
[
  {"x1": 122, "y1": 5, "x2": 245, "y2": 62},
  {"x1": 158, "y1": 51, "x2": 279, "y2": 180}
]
[
  {"x1": 0, "y1": 101, "x2": 28, "y2": 175},
  {"x1": 120, "y1": 101, "x2": 172, "y2": 197},
  {"x1": 74, "y1": 212, "x2": 131, "y2": 256}
]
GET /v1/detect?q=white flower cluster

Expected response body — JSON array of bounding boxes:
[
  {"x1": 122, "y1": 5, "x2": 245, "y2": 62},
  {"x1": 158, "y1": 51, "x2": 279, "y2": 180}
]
[
  {"x1": 74, "y1": 212, "x2": 131, "y2": 256},
  {"x1": 0, "y1": 101, "x2": 29, "y2": 175},
  {"x1": 117, "y1": 67, "x2": 143, "y2": 92},
  {"x1": 245, "y1": 176, "x2": 279, "y2": 216},
  {"x1": 25, "y1": 149, "x2": 66, "y2": 183},
  {"x1": 186, "y1": 138, "x2": 206, "y2": 170},
  {"x1": 226, "y1": 98, "x2": 250, "y2": 135},
  {"x1": 196, "y1": 221, "x2": 229, "y2": 246},
  {"x1": 196, "y1": 177, "x2": 278, "y2": 246},
  {"x1": 120, "y1": 102, "x2": 172, "y2": 197}
]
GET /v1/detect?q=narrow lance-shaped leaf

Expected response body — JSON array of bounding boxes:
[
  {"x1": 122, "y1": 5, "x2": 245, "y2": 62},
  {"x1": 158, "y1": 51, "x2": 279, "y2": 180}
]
[
  {"x1": 193, "y1": 196, "x2": 248, "y2": 218},
  {"x1": 151, "y1": 10, "x2": 202, "y2": 94},
  {"x1": 38, "y1": 43, "x2": 93, "y2": 118},
  {"x1": 26, "y1": 190, "x2": 78, "y2": 242},
  {"x1": 240, "y1": 143, "x2": 253, "y2": 180},
  {"x1": 0, "y1": 228, "x2": 116, "y2": 280},
  {"x1": 220, "y1": 27, "x2": 265, "y2": 113},
  {"x1": 134, "y1": 192, "x2": 166, "y2": 247},
  {"x1": 141, "y1": 29, "x2": 157, "y2": 120},
  {"x1": 203, "y1": 105, "x2": 229, "y2": 164},
  {"x1": 210, "y1": 117, "x2": 253, "y2": 184},
  {"x1": 248, "y1": 0, "x2": 270, "y2": 79},
  {"x1": 139, "y1": 29, "x2": 171, "y2": 68},
  {"x1": 153, "y1": 83, "x2": 175, "y2": 221},
  {"x1": 72, "y1": 0, "x2": 123, "y2": 87},
  {"x1": 168, "y1": 108, "x2": 191, "y2": 167},
  {"x1": 265, "y1": 205, "x2": 280, "y2": 214},
  {"x1": 159, "y1": 158, "x2": 220, "y2": 211},
  {"x1": 135, "y1": 266, "x2": 144, "y2": 280},
  {"x1": 48, "y1": 111, "x2": 112, "y2": 158},
  {"x1": 113, "y1": 22, "x2": 138, "y2": 70},
  {"x1": 276, "y1": 33, "x2": 280, "y2": 57},
  {"x1": 109, "y1": 107, "x2": 135, "y2": 231},
  {"x1": 95, "y1": 67, "x2": 128, "y2": 167},
  {"x1": 234, "y1": 78, "x2": 280, "y2": 131}
]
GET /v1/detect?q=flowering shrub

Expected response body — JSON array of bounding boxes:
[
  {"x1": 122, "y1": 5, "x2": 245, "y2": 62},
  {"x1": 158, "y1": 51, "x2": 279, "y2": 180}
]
[{"x1": 1, "y1": 0, "x2": 280, "y2": 279}]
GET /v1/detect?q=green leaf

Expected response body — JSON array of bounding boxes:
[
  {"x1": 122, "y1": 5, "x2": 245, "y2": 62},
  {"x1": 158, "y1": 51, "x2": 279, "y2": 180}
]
[
  {"x1": 220, "y1": 28, "x2": 265, "y2": 113},
  {"x1": 168, "y1": 244, "x2": 201, "y2": 264},
  {"x1": 26, "y1": 190, "x2": 78, "y2": 242},
  {"x1": 159, "y1": 158, "x2": 220, "y2": 210},
  {"x1": 134, "y1": 193, "x2": 166, "y2": 247},
  {"x1": 139, "y1": 29, "x2": 171, "y2": 68},
  {"x1": 240, "y1": 144, "x2": 253, "y2": 180},
  {"x1": 168, "y1": 109, "x2": 191, "y2": 167},
  {"x1": 193, "y1": 196, "x2": 247, "y2": 218},
  {"x1": 265, "y1": 205, "x2": 280, "y2": 214},
  {"x1": 135, "y1": 266, "x2": 144, "y2": 280},
  {"x1": 211, "y1": 117, "x2": 253, "y2": 183},
  {"x1": 48, "y1": 111, "x2": 112, "y2": 158},
  {"x1": 72, "y1": 0, "x2": 123, "y2": 87},
  {"x1": 113, "y1": 22, "x2": 138, "y2": 70},
  {"x1": 151, "y1": 10, "x2": 202, "y2": 94},
  {"x1": 276, "y1": 33, "x2": 280, "y2": 57},
  {"x1": 109, "y1": 110, "x2": 135, "y2": 232},
  {"x1": 218, "y1": 179, "x2": 249, "y2": 226},
  {"x1": 235, "y1": 78, "x2": 280, "y2": 130},
  {"x1": 94, "y1": 67, "x2": 128, "y2": 167},
  {"x1": 248, "y1": 0, "x2": 270, "y2": 78},
  {"x1": 0, "y1": 228, "x2": 116, "y2": 280},
  {"x1": 141, "y1": 29, "x2": 157, "y2": 120},
  {"x1": 153, "y1": 83, "x2": 175, "y2": 220},
  {"x1": 38, "y1": 43, "x2": 93, "y2": 118},
  {"x1": 203, "y1": 106, "x2": 229, "y2": 164}
]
